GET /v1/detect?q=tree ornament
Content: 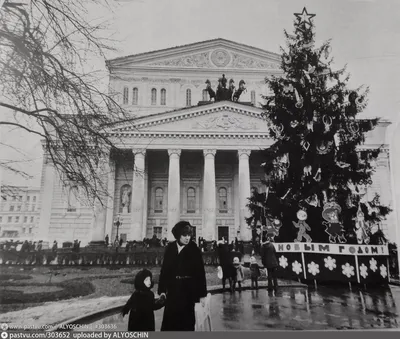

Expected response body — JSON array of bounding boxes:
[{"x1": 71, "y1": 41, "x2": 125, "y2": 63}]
[
  {"x1": 322, "y1": 190, "x2": 328, "y2": 204},
  {"x1": 283, "y1": 54, "x2": 292, "y2": 64},
  {"x1": 305, "y1": 194, "x2": 319, "y2": 207},
  {"x1": 353, "y1": 205, "x2": 370, "y2": 245},
  {"x1": 322, "y1": 115, "x2": 332, "y2": 132},
  {"x1": 322, "y1": 202, "x2": 347, "y2": 243},
  {"x1": 262, "y1": 219, "x2": 283, "y2": 242},
  {"x1": 272, "y1": 124, "x2": 284, "y2": 138},
  {"x1": 293, "y1": 210, "x2": 312, "y2": 243},
  {"x1": 307, "y1": 121, "x2": 314, "y2": 131},
  {"x1": 294, "y1": 88, "x2": 303, "y2": 108},
  {"x1": 318, "y1": 68, "x2": 330, "y2": 76},
  {"x1": 316, "y1": 140, "x2": 334, "y2": 155},
  {"x1": 336, "y1": 161, "x2": 351, "y2": 168},
  {"x1": 283, "y1": 81, "x2": 295, "y2": 94},
  {"x1": 313, "y1": 110, "x2": 320, "y2": 122},
  {"x1": 303, "y1": 165, "x2": 312, "y2": 176},
  {"x1": 290, "y1": 120, "x2": 299, "y2": 128},
  {"x1": 301, "y1": 140, "x2": 310, "y2": 151},
  {"x1": 333, "y1": 132, "x2": 341, "y2": 147},
  {"x1": 348, "y1": 121, "x2": 360, "y2": 135},
  {"x1": 313, "y1": 168, "x2": 321, "y2": 182},
  {"x1": 281, "y1": 188, "x2": 292, "y2": 200},
  {"x1": 294, "y1": 7, "x2": 316, "y2": 27}
]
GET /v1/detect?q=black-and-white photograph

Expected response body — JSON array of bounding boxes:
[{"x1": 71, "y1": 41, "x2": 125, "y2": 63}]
[{"x1": 1, "y1": 0, "x2": 400, "y2": 333}]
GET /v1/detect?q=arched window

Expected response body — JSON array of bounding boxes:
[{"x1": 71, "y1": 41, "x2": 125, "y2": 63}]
[
  {"x1": 186, "y1": 89, "x2": 191, "y2": 107},
  {"x1": 123, "y1": 87, "x2": 129, "y2": 105},
  {"x1": 132, "y1": 88, "x2": 139, "y2": 105},
  {"x1": 161, "y1": 88, "x2": 166, "y2": 105},
  {"x1": 151, "y1": 88, "x2": 157, "y2": 105},
  {"x1": 155, "y1": 187, "x2": 163, "y2": 213},
  {"x1": 251, "y1": 90, "x2": 256, "y2": 105},
  {"x1": 202, "y1": 89, "x2": 208, "y2": 101},
  {"x1": 187, "y1": 187, "x2": 196, "y2": 213},
  {"x1": 67, "y1": 186, "x2": 78, "y2": 212},
  {"x1": 218, "y1": 187, "x2": 228, "y2": 213}
]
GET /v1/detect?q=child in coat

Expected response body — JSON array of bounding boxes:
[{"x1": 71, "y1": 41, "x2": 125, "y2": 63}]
[
  {"x1": 249, "y1": 256, "x2": 261, "y2": 290},
  {"x1": 232, "y1": 257, "x2": 244, "y2": 292},
  {"x1": 121, "y1": 269, "x2": 165, "y2": 331}
]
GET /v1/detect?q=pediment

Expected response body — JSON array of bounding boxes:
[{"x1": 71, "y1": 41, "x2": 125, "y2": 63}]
[
  {"x1": 107, "y1": 39, "x2": 281, "y2": 71},
  {"x1": 110, "y1": 102, "x2": 269, "y2": 135}
]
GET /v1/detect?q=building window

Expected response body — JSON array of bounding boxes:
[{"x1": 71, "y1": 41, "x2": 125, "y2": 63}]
[
  {"x1": 0, "y1": 217, "x2": 2, "y2": 223},
  {"x1": 154, "y1": 187, "x2": 163, "y2": 213},
  {"x1": 186, "y1": 89, "x2": 191, "y2": 107},
  {"x1": 32, "y1": 205, "x2": 36, "y2": 212},
  {"x1": 17, "y1": 205, "x2": 21, "y2": 211},
  {"x1": 153, "y1": 227, "x2": 162, "y2": 239},
  {"x1": 151, "y1": 88, "x2": 157, "y2": 105},
  {"x1": 218, "y1": 187, "x2": 228, "y2": 213},
  {"x1": 202, "y1": 89, "x2": 208, "y2": 101},
  {"x1": 123, "y1": 86, "x2": 129, "y2": 104},
  {"x1": 8, "y1": 216, "x2": 12, "y2": 223},
  {"x1": 15, "y1": 216, "x2": 19, "y2": 223},
  {"x1": 251, "y1": 90, "x2": 256, "y2": 105},
  {"x1": 18, "y1": 195, "x2": 22, "y2": 201},
  {"x1": 12, "y1": 196, "x2": 16, "y2": 201},
  {"x1": 67, "y1": 186, "x2": 78, "y2": 212},
  {"x1": 22, "y1": 227, "x2": 26, "y2": 233},
  {"x1": 132, "y1": 87, "x2": 138, "y2": 105},
  {"x1": 33, "y1": 196, "x2": 36, "y2": 202},
  {"x1": 9, "y1": 205, "x2": 14, "y2": 211},
  {"x1": 29, "y1": 226, "x2": 32, "y2": 234},
  {"x1": 160, "y1": 88, "x2": 166, "y2": 105},
  {"x1": 30, "y1": 216, "x2": 34, "y2": 223},
  {"x1": 24, "y1": 216, "x2": 27, "y2": 223},
  {"x1": 27, "y1": 196, "x2": 30, "y2": 202},
  {"x1": 187, "y1": 187, "x2": 196, "y2": 213}
]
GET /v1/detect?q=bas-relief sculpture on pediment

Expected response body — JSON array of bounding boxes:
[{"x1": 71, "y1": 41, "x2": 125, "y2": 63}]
[
  {"x1": 146, "y1": 49, "x2": 280, "y2": 70},
  {"x1": 193, "y1": 113, "x2": 259, "y2": 131}
]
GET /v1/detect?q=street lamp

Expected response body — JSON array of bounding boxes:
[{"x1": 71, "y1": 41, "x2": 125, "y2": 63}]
[{"x1": 114, "y1": 214, "x2": 122, "y2": 240}]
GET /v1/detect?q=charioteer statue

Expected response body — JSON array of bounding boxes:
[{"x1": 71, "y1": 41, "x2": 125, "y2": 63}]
[{"x1": 205, "y1": 74, "x2": 246, "y2": 103}]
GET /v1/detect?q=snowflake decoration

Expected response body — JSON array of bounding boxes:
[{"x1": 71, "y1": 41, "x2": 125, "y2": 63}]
[
  {"x1": 342, "y1": 263, "x2": 355, "y2": 278},
  {"x1": 380, "y1": 265, "x2": 387, "y2": 278},
  {"x1": 369, "y1": 258, "x2": 378, "y2": 272},
  {"x1": 324, "y1": 256, "x2": 337, "y2": 271},
  {"x1": 292, "y1": 261, "x2": 302, "y2": 275},
  {"x1": 279, "y1": 255, "x2": 288, "y2": 269},
  {"x1": 359, "y1": 263, "x2": 368, "y2": 279},
  {"x1": 307, "y1": 261, "x2": 320, "y2": 276}
]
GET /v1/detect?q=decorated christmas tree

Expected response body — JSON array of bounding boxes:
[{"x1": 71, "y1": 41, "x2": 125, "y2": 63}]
[{"x1": 247, "y1": 8, "x2": 391, "y2": 245}]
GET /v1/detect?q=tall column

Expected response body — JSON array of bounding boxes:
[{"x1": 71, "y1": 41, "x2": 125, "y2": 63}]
[
  {"x1": 37, "y1": 153, "x2": 56, "y2": 241},
  {"x1": 90, "y1": 154, "x2": 110, "y2": 243},
  {"x1": 131, "y1": 149, "x2": 146, "y2": 240},
  {"x1": 238, "y1": 149, "x2": 252, "y2": 241},
  {"x1": 167, "y1": 149, "x2": 181, "y2": 241},
  {"x1": 202, "y1": 149, "x2": 217, "y2": 241},
  {"x1": 104, "y1": 157, "x2": 116, "y2": 241}
]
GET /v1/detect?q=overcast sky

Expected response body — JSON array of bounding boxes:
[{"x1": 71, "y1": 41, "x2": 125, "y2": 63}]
[{"x1": 1, "y1": 0, "x2": 400, "y2": 187}]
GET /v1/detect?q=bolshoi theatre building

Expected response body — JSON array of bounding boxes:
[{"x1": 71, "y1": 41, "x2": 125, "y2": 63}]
[{"x1": 36, "y1": 39, "x2": 393, "y2": 245}]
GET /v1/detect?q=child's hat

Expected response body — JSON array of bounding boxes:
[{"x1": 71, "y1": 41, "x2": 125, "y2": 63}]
[
  {"x1": 250, "y1": 256, "x2": 256, "y2": 263},
  {"x1": 233, "y1": 257, "x2": 240, "y2": 264},
  {"x1": 134, "y1": 268, "x2": 153, "y2": 290}
]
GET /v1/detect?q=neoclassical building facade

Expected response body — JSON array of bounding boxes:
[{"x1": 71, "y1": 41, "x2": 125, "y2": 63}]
[{"x1": 36, "y1": 39, "x2": 394, "y2": 245}]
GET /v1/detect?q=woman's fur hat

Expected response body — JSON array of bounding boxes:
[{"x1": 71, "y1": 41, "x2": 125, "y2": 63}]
[{"x1": 171, "y1": 221, "x2": 193, "y2": 240}]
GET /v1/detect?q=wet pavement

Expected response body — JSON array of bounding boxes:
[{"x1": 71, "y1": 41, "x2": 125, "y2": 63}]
[{"x1": 83, "y1": 286, "x2": 400, "y2": 331}]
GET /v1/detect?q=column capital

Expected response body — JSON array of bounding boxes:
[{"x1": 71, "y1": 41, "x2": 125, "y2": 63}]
[
  {"x1": 203, "y1": 149, "x2": 217, "y2": 157},
  {"x1": 168, "y1": 149, "x2": 181, "y2": 157},
  {"x1": 238, "y1": 149, "x2": 252, "y2": 158},
  {"x1": 132, "y1": 148, "x2": 146, "y2": 157}
]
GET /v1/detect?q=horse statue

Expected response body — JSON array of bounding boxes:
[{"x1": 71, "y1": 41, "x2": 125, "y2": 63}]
[
  {"x1": 205, "y1": 79, "x2": 216, "y2": 101},
  {"x1": 232, "y1": 80, "x2": 246, "y2": 102}
]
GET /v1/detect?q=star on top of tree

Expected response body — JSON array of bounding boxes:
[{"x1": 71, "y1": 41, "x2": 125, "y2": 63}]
[{"x1": 294, "y1": 7, "x2": 316, "y2": 26}]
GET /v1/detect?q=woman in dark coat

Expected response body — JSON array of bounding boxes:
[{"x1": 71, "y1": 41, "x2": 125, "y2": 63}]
[
  {"x1": 158, "y1": 221, "x2": 207, "y2": 331},
  {"x1": 121, "y1": 269, "x2": 165, "y2": 331}
]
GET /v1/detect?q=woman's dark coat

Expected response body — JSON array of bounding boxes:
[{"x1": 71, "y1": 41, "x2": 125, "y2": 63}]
[
  {"x1": 261, "y1": 242, "x2": 278, "y2": 269},
  {"x1": 158, "y1": 240, "x2": 207, "y2": 331},
  {"x1": 122, "y1": 269, "x2": 164, "y2": 331},
  {"x1": 217, "y1": 243, "x2": 236, "y2": 280}
]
